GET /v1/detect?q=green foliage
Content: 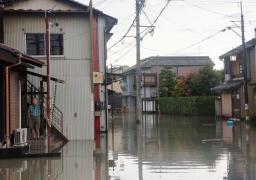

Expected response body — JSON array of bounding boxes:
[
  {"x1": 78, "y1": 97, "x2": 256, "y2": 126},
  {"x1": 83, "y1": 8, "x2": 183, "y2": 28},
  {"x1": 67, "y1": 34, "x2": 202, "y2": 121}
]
[
  {"x1": 159, "y1": 96, "x2": 215, "y2": 115},
  {"x1": 159, "y1": 68, "x2": 176, "y2": 97},
  {"x1": 189, "y1": 65, "x2": 220, "y2": 96},
  {"x1": 172, "y1": 76, "x2": 192, "y2": 97}
]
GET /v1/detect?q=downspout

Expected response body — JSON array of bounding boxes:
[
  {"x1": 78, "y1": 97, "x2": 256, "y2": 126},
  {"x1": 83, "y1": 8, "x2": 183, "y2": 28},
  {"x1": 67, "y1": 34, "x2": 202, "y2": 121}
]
[
  {"x1": 104, "y1": 27, "x2": 108, "y2": 132},
  {"x1": 5, "y1": 53, "x2": 22, "y2": 148}
]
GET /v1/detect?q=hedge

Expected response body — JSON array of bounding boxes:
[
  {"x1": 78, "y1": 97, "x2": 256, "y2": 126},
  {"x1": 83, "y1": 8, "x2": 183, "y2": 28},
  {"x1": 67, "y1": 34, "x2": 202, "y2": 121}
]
[{"x1": 159, "y1": 96, "x2": 215, "y2": 115}]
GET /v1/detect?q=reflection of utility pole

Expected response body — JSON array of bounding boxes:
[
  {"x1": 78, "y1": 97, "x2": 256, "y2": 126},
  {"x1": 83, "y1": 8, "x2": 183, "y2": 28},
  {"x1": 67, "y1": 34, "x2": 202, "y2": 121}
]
[
  {"x1": 135, "y1": 0, "x2": 142, "y2": 122},
  {"x1": 240, "y1": 2, "x2": 249, "y2": 121},
  {"x1": 245, "y1": 123, "x2": 251, "y2": 180}
]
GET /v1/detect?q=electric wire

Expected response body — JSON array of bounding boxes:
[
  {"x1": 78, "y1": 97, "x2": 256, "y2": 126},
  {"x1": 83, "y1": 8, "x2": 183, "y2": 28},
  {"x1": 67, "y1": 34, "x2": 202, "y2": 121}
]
[
  {"x1": 173, "y1": 29, "x2": 226, "y2": 54},
  {"x1": 140, "y1": 0, "x2": 171, "y2": 40},
  {"x1": 109, "y1": 44, "x2": 136, "y2": 65},
  {"x1": 183, "y1": 0, "x2": 234, "y2": 18}
]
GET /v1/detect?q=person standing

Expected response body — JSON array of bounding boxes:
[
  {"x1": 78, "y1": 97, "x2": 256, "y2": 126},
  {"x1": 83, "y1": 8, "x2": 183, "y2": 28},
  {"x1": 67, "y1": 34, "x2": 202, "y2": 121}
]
[{"x1": 28, "y1": 98, "x2": 41, "y2": 139}]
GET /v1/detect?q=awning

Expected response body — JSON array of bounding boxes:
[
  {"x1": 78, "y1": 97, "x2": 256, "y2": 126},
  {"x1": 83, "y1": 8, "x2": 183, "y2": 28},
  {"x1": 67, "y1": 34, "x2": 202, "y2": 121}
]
[
  {"x1": 0, "y1": 43, "x2": 44, "y2": 67},
  {"x1": 25, "y1": 70, "x2": 64, "y2": 83},
  {"x1": 211, "y1": 80, "x2": 243, "y2": 94}
]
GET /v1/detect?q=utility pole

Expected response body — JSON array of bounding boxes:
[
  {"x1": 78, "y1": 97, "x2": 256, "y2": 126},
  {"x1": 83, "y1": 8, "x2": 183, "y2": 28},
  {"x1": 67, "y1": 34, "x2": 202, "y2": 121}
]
[
  {"x1": 135, "y1": 0, "x2": 142, "y2": 122},
  {"x1": 240, "y1": 2, "x2": 249, "y2": 121},
  {"x1": 45, "y1": 12, "x2": 51, "y2": 152},
  {"x1": 111, "y1": 64, "x2": 114, "y2": 120}
]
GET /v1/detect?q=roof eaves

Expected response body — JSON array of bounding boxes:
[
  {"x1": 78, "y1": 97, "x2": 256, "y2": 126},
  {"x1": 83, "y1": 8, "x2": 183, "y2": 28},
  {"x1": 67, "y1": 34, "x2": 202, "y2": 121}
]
[
  {"x1": 219, "y1": 38, "x2": 256, "y2": 59},
  {"x1": 0, "y1": 43, "x2": 44, "y2": 67}
]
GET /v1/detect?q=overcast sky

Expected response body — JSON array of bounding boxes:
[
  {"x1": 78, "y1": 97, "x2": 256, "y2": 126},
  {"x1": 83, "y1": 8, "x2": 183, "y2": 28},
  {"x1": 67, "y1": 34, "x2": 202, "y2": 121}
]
[{"x1": 78, "y1": 0, "x2": 256, "y2": 69}]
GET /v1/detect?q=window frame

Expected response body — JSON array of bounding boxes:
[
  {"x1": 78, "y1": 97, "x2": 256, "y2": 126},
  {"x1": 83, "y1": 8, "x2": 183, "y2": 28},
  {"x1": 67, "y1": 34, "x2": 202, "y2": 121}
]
[{"x1": 25, "y1": 33, "x2": 64, "y2": 57}]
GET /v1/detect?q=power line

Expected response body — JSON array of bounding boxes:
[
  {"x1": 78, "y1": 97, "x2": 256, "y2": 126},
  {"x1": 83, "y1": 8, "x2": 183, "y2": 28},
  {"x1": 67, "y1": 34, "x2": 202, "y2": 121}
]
[
  {"x1": 109, "y1": 44, "x2": 136, "y2": 65},
  {"x1": 107, "y1": 17, "x2": 136, "y2": 50},
  {"x1": 140, "y1": 0, "x2": 171, "y2": 40},
  {"x1": 108, "y1": 1, "x2": 147, "y2": 51},
  {"x1": 183, "y1": 0, "x2": 233, "y2": 18},
  {"x1": 108, "y1": 42, "x2": 135, "y2": 58},
  {"x1": 173, "y1": 29, "x2": 225, "y2": 54}
]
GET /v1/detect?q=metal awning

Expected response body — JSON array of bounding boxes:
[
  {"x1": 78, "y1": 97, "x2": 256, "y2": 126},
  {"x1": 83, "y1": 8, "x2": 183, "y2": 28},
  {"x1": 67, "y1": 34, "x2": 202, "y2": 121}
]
[
  {"x1": 211, "y1": 80, "x2": 243, "y2": 94},
  {"x1": 25, "y1": 70, "x2": 65, "y2": 83}
]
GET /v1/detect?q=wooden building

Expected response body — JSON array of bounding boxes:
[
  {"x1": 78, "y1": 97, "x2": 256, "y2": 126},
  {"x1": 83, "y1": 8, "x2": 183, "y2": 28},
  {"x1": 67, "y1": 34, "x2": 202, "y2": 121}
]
[
  {"x1": 0, "y1": 43, "x2": 44, "y2": 145},
  {"x1": 212, "y1": 38, "x2": 256, "y2": 119},
  {"x1": 0, "y1": 43, "x2": 67, "y2": 156}
]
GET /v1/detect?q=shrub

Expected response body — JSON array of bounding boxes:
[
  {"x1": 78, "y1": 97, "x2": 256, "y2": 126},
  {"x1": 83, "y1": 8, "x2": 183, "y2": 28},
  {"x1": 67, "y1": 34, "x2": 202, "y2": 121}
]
[{"x1": 159, "y1": 96, "x2": 215, "y2": 115}]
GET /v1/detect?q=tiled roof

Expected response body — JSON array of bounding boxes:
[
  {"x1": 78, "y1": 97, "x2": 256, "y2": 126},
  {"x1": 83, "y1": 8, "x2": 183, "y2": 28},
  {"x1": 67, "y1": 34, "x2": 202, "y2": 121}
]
[
  {"x1": 219, "y1": 38, "x2": 256, "y2": 59},
  {"x1": 123, "y1": 56, "x2": 214, "y2": 73}
]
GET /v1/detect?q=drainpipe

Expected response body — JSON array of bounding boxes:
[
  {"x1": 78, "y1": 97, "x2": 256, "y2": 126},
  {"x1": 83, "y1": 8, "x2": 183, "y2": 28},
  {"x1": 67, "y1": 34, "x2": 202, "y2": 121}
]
[
  {"x1": 104, "y1": 27, "x2": 108, "y2": 132},
  {"x1": 5, "y1": 53, "x2": 22, "y2": 148}
]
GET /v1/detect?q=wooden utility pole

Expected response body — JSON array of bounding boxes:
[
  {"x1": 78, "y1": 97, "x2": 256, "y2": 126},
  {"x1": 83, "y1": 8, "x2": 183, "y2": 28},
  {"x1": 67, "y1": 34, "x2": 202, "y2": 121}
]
[
  {"x1": 45, "y1": 12, "x2": 51, "y2": 152},
  {"x1": 135, "y1": 0, "x2": 142, "y2": 122},
  {"x1": 240, "y1": 2, "x2": 249, "y2": 121}
]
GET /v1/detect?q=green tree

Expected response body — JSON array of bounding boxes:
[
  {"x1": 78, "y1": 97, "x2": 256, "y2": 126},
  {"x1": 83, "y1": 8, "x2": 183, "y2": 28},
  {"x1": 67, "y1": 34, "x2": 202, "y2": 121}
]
[
  {"x1": 172, "y1": 76, "x2": 192, "y2": 97},
  {"x1": 190, "y1": 65, "x2": 220, "y2": 96},
  {"x1": 159, "y1": 68, "x2": 176, "y2": 97}
]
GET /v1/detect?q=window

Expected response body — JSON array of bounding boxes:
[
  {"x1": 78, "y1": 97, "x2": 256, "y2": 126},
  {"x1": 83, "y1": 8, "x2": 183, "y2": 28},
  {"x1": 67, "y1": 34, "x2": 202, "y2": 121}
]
[
  {"x1": 50, "y1": 34, "x2": 63, "y2": 55},
  {"x1": 26, "y1": 33, "x2": 64, "y2": 56},
  {"x1": 26, "y1": 34, "x2": 45, "y2": 55},
  {"x1": 143, "y1": 74, "x2": 157, "y2": 87}
]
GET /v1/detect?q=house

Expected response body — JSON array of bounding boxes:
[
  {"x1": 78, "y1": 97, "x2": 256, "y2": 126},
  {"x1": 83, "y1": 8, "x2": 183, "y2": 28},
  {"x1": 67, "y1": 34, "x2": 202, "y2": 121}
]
[
  {"x1": 0, "y1": 43, "x2": 44, "y2": 147},
  {"x1": 120, "y1": 56, "x2": 214, "y2": 112},
  {"x1": 0, "y1": 43, "x2": 67, "y2": 156},
  {"x1": 107, "y1": 66, "x2": 127, "y2": 112},
  {"x1": 212, "y1": 38, "x2": 256, "y2": 119},
  {"x1": 1, "y1": 0, "x2": 117, "y2": 140}
]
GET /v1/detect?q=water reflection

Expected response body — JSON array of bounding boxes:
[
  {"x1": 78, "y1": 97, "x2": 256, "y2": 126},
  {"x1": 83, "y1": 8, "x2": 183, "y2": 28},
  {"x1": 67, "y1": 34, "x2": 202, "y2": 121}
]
[
  {"x1": 0, "y1": 140, "x2": 98, "y2": 180},
  {"x1": 108, "y1": 114, "x2": 256, "y2": 180},
  {"x1": 1, "y1": 114, "x2": 256, "y2": 180}
]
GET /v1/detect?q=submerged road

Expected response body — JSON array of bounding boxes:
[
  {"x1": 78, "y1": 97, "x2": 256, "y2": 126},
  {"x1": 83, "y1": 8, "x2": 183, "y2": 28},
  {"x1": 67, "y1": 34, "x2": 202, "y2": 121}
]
[{"x1": 0, "y1": 113, "x2": 255, "y2": 180}]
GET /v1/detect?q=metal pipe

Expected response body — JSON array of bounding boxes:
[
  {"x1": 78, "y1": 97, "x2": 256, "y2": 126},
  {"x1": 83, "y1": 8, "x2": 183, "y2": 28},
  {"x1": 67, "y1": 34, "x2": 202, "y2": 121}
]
[
  {"x1": 4, "y1": 53, "x2": 22, "y2": 148},
  {"x1": 45, "y1": 11, "x2": 51, "y2": 152},
  {"x1": 104, "y1": 28, "x2": 108, "y2": 132}
]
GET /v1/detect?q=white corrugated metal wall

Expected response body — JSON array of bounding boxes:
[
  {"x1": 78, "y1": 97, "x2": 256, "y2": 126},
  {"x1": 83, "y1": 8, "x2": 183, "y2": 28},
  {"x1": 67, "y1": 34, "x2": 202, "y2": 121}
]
[
  {"x1": 98, "y1": 17, "x2": 107, "y2": 132},
  {"x1": 4, "y1": 14, "x2": 95, "y2": 140}
]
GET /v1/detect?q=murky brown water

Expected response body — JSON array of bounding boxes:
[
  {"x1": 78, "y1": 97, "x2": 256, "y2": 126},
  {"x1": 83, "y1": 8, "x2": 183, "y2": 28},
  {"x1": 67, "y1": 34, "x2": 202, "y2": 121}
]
[{"x1": 1, "y1": 114, "x2": 256, "y2": 180}]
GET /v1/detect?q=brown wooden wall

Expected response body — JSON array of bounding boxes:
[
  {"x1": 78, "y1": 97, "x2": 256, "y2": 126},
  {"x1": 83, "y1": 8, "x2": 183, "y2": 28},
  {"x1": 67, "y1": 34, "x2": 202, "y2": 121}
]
[{"x1": 9, "y1": 70, "x2": 21, "y2": 132}]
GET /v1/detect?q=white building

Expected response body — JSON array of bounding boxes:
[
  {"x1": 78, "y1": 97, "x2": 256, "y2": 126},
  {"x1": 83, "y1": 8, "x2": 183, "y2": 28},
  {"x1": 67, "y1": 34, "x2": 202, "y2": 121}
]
[{"x1": 1, "y1": 0, "x2": 117, "y2": 140}]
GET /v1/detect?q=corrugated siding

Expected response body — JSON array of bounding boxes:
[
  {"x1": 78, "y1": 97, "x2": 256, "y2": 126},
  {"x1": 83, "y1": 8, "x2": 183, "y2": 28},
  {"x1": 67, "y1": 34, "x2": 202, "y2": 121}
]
[
  {"x1": 98, "y1": 17, "x2": 107, "y2": 131},
  {"x1": 58, "y1": 141, "x2": 94, "y2": 180},
  {"x1": 5, "y1": 0, "x2": 84, "y2": 11},
  {"x1": 4, "y1": 15, "x2": 94, "y2": 140}
]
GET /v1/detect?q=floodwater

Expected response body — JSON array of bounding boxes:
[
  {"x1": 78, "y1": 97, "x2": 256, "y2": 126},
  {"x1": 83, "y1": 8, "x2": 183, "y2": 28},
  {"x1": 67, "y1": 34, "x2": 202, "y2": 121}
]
[{"x1": 1, "y1": 114, "x2": 256, "y2": 180}]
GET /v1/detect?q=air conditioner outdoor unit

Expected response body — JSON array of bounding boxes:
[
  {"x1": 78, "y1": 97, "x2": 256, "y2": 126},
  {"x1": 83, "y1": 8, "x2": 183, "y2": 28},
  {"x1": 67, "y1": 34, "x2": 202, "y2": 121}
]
[{"x1": 14, "y1": 128, "x2": 28, "y2": 146}]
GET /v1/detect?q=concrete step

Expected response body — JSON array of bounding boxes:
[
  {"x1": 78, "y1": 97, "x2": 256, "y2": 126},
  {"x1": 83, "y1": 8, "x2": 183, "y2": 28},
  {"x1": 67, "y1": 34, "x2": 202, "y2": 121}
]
[{"x1": 28, "y1": 139, "x2": 46, "y2": 150}]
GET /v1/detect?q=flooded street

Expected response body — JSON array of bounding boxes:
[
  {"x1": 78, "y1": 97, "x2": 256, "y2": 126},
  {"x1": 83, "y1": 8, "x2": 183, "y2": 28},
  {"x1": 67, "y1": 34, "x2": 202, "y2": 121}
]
[{"x1": 1, "y1": 114, "x2": 256, "y2": 180}]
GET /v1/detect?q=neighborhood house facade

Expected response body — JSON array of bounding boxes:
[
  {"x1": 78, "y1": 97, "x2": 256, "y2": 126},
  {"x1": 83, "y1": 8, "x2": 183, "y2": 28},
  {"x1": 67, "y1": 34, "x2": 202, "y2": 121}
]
[
  {"x1": 212, "y1": 38, "x2": 256, "y2": 119},
  {"x1": 120, "y1": 56, "x2": 214, "y2": 112},
  {"x1": 1, "y1": 0, "x2": 117, "y2": 140}
]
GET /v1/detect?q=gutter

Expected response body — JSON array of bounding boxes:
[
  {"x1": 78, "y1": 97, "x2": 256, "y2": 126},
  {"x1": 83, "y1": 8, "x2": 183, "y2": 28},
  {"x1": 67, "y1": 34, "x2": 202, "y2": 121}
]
[{"x1": 4, "y1": 53, "x2": 22, "y2": 148}]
